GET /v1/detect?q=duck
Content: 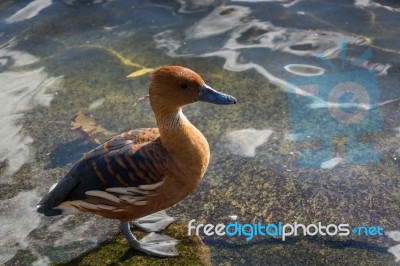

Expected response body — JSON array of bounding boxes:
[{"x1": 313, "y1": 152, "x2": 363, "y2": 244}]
[{"x1": 37, "y1": 65, "x2": 237, "y2": 257}]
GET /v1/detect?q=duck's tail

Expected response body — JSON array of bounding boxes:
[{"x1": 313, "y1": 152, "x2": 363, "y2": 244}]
[
  {"x1": 37, "y1": 171, "x2": 79, "y2": 216},
  {"x1": 37, "y1": 195, "x2": 63, "y2": 216}
]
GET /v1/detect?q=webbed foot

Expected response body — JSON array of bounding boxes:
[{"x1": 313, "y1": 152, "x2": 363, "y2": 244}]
[
  {"x1": 119, "y1": 221, "x2": 179, "y2": 257},
  {"x1": 131, "y1": 210, "x2": 176, "y2": 232}
]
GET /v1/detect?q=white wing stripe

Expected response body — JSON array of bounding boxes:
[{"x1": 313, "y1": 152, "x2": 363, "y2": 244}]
[
  {"x1": 83, "y1": 181, "x2": 164, "y2": 210},
  {"x1": 97, "y1": 204, "x2": 117, "y2": 210},
  {"x1": 138, "y1": 180, "x2": 164, "y2": 190},
  {"x1": 106, "y1": 187, "x2": 129, "y2": 194}
]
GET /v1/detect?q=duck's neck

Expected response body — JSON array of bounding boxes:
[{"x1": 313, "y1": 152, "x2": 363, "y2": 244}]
[{"x1": 155, "y1": 108, "x2": 210, "y2": 179}]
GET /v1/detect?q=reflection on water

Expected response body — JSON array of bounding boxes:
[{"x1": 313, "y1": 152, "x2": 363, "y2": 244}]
[
  {"x1": 232, "y1": 0, "x2": 302, "y2": 7},
  {"x1": 320, "y1": 157, "x2": 344, "y2": 169},
  {"x1": 355, "y1": 0, "x2": 400, "y2": 12},
  {"x1": 387, "y1": 230, "x2": 400, "y2": 262},
  {"x1": 284, "y1": 64, "x2": 325, "y2": 76},
  {"x1": 0, "y1": 0, "x2": 399, "y2": 264},
  {"x1": 0, "y1": 39, "x2": 62, "y2": 178},
  {"x1": 5, "y1": 0, "x2": 52, "y2": 24},
  {"x1": 0, "y1": 190, "x2": 41, "y2": 263},
  {"x1": 185, "y1": 6, "x2": 251, "y2": 40},
  {"x1": 224, "y1": 128, "x2": 273, "y2": 157},
  {"x1": 154, "y1": 4, "x2": 390, "y2": 88}
]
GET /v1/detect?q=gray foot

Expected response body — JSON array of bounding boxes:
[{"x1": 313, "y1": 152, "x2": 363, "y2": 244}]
[
  {"x1": 119, "y1": 222, "x2": 179, "y2": 257},
  {"x1": 135, "y1": 232, "x2": 179, "y2": 257},
  {"x1": 131, "y1": 210, "x2": 176, "y2": 232}
]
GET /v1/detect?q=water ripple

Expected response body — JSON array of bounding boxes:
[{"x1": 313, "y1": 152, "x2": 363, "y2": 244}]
[{"x1": 0, "y1": 39, "x2": 63, "y2": 177}]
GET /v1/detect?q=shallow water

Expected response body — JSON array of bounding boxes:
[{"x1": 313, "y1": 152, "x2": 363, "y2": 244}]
[{"x1": 0, "y1": 0, "x2": 399, "y2": 265}]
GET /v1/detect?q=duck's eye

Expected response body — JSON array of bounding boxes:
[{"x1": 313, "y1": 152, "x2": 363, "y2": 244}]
[{"x1": 181, "y1": 84, "x2": 188, "y2": 90}]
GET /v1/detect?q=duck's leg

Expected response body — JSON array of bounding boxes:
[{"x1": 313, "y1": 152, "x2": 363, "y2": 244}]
[
  {"x1": 131, "y1": 210, "x2": 176, "y2": 232},
  {"x1": 119, "y1": 222, "x2": 179, "y2": 257}
]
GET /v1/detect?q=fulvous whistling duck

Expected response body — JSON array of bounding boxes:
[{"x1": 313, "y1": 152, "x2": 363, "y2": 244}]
[{"x1": 37, "y1": 66, "x2": 237, "y2": 257}]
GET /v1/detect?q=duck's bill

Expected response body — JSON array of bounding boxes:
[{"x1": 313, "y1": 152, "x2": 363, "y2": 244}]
[{"x1": 198, "y1": 85, "x2": 237, "y2": 105}]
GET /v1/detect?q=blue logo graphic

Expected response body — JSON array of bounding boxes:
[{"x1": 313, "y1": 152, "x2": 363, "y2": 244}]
[{"x1": 286, "y1": 41, "x2": 382, "y2": 168}]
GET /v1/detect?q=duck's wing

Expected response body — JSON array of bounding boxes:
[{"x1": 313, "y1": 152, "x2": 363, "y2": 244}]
[{"x1": 37, "y1": 128, "x2": 169, "y2": 216}]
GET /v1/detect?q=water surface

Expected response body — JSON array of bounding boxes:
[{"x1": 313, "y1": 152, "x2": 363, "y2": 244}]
[{"x1": 0, "y1": 0, "x2": 400, "y2": 265}]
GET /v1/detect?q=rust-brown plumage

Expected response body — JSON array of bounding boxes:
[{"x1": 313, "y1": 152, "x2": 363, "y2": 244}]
[{"x1": 37, "y1": 66, "x2": 236, "y2": 257}]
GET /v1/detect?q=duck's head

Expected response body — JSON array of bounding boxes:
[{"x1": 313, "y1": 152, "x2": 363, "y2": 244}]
[{"x1": 149, "y1": 66, "x2": 236, "y2": 114}]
